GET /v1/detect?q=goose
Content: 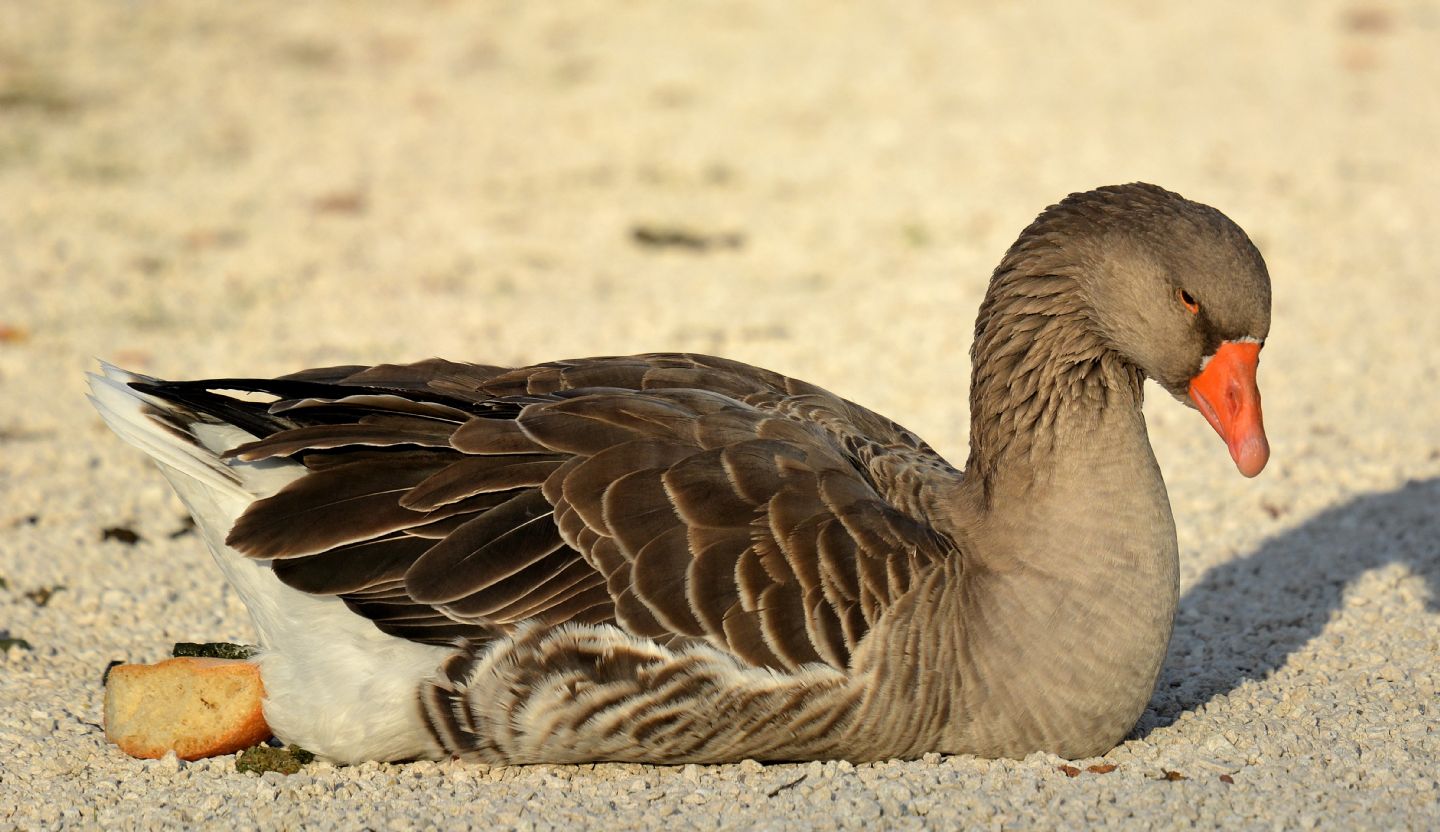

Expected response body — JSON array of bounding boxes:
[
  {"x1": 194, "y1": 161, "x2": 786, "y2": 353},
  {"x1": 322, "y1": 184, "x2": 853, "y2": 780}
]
[{"x1": 88, "y1": 182, "x2": 1271, "y2": 765}]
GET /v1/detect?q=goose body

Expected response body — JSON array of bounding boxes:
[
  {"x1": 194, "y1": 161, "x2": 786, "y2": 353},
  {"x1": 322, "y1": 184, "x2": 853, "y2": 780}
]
[{"x1": 89, "y1": 183, "x2": 1271, "y2": 764}]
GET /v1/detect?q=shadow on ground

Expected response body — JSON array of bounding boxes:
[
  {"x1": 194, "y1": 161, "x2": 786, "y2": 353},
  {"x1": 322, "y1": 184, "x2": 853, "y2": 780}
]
[{"x1": 1136, "y1": 476, "x2": 1440, "y2": 735}]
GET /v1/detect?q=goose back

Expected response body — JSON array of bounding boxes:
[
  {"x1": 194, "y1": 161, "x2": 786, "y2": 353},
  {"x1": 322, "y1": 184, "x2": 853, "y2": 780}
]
[{"x1": 140, "y1": 353, "x2": 958, "y2": 673}]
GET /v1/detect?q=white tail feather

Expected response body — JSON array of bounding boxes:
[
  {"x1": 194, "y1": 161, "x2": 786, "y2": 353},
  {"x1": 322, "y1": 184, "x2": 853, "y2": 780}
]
[
  {"x1": 86, "y1": 365, "x2": 301, "y2": 500},
  {"x1": 87, "y1": 363, "x2": 452, "y2": 763},
  {"x1": 87, "y1": 366, "x2": 245, "y2": 492}
]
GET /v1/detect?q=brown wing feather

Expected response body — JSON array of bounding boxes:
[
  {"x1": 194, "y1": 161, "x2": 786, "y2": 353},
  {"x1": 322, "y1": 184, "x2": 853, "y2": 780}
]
[
  {"x1": 226, "y1": 455, "x2": 449, "y2": 560},
  {"x1": 206, "y1": 353, "x2": 954, "y2": 659},
  {"x1": 270, "y1": 534, "x2": 430, "y2": 594},
  {"x1": 228, "y1": 418, "x2": 458, "y2": 461}
]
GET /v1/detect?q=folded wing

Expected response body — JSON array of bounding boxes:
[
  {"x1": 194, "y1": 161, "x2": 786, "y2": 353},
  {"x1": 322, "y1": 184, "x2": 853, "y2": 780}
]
[{"x1": 146, "y1": 354, "x2": 954, "y2": 672}]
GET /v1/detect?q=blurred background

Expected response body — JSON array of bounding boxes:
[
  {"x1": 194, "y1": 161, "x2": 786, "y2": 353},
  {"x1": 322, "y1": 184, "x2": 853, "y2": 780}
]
[{"x1": 1, "y1": 0, "x2": 1437, "y2": 527}]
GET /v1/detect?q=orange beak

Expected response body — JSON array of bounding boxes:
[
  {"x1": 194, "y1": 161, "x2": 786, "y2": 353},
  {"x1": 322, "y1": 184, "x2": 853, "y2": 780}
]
[{"x1": 1188, "y1": 341, "x2": 1269, "y2": 477}]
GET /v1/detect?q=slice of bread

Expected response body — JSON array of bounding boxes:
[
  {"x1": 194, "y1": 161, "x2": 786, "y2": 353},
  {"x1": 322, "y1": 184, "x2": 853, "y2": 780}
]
[{"x1": 104, "y1": 657, "x2": 272, "y2": 760}]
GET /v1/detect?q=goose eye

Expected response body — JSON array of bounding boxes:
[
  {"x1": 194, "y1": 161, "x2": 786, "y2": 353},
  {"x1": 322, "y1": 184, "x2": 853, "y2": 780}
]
[{"x1": 1178, "y1": 289, "x2": 1199, "y2": 314}]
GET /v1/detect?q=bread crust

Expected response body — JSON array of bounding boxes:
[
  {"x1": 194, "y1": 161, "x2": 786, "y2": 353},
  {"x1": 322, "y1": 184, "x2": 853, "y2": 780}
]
[{"x1": 104, "y1": 657, "x2": 272, "y2": 760}]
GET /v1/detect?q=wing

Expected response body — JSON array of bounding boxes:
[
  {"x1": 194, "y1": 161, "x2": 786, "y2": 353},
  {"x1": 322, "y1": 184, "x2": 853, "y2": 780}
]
[{"x1": 152, "y1": 354, "x2": 957, "y2": 671}]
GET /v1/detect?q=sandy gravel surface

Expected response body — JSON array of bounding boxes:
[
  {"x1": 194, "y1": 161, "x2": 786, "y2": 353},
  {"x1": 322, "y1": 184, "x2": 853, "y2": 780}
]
[{"x1": 2, "y1": 1, "x2": 1439, "y2": 828}]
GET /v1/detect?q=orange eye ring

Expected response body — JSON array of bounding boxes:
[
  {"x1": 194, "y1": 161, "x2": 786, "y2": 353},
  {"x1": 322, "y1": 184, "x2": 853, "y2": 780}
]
[{"x1": 1179, "y1": 289, "x2": 1200, "y2": 314}]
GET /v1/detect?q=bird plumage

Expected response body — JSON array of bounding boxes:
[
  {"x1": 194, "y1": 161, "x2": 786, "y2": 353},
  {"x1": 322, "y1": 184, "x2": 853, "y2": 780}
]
[{"x1": 89, "y1": 183, "x2": 1273, "y2": 765}]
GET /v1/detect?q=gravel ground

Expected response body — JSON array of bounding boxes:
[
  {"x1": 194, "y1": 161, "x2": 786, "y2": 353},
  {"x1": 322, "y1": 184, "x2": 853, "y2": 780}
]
[{"x1": 2, "y1": 1, "x2": 1439, "y2": 828}]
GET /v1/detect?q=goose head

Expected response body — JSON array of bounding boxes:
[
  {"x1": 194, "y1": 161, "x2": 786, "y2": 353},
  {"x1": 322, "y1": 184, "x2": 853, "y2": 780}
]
[{"x1": 1035, "y1": 183, "x2": 1273, "y2": 476}]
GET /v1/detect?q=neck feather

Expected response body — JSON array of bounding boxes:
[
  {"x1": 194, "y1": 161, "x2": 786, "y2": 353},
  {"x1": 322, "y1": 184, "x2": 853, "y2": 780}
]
[{"x1": 964, "y1": 263, "x2": 1142, "y2": 497}]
